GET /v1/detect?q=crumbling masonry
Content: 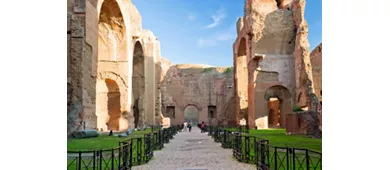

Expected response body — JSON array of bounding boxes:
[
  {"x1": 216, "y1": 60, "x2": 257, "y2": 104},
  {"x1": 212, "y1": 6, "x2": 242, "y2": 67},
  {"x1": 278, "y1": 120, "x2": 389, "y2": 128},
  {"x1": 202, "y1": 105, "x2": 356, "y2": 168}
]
[
  {"x1": 67, "y1": 0, "x2": 161, "y2": 136},
  {"x1": 67, "y1": 0, "x2": 321, "y2": 135},
  {"x1": 233, "y1": 0, "x2": 321, "y2": 129}
]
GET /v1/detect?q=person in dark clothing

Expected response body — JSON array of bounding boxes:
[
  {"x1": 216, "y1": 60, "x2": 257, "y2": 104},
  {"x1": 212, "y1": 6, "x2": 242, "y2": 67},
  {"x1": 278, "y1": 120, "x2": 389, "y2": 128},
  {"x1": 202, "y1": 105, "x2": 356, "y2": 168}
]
[
  {"x1": 200, "y1": 121, "x2": 205, "y2": 133},
  {"x1": 187, "y1": 123, "x2": 192, "y2": 132}
]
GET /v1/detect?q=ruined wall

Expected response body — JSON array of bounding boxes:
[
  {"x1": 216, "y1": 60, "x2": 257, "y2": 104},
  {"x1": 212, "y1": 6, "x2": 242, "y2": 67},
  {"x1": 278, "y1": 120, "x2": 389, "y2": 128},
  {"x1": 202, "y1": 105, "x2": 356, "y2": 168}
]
[
  {"x1": 156, "y1": 57, "x2": 173, "y2": 123},
  {"x1": 233, "y1": 0, "x2": 317, "y2": 128},
  {"x1": 161, "y1": 64, "x2": 234, "y2": 125},
  {"x1": 285, "y1": 111, "x2": 322, "y2": 138},
  {"x1": 95, "y1": 0, "x2": 133, "y2": 131},
  {"x1": 68, "y1": 0, "x2": 98, "y2": 135},
  {"x1": 68, "y1": 0, "x2": 162, "y2": 135},
  {"x1": 310, "y1": 43, "x2": 322, "y2": 101}
]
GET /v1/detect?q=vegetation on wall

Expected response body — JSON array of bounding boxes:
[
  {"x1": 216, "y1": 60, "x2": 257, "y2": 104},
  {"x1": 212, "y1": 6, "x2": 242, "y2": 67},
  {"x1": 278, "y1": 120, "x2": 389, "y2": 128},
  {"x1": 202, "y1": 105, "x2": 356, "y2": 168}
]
[
  {"x1": 202, "y1": 67, "x2": 215, "y2": 73},
  {"x1": 223, "y1": 67, "x2": 233, "y2": 74}
]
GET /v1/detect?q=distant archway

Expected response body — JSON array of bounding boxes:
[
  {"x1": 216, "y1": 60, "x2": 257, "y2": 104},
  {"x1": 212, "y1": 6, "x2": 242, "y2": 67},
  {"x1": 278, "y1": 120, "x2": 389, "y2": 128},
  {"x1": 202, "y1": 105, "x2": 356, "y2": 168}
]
[
  {"x1": 132, "y1": 41, "x2": 145, "y2": 128},
  {"x1": 184, "y1": 105, "x2": 199, "y2": 125},
  {"x1": 264, "y1": 85, "x2": 292, "y2": 128}
]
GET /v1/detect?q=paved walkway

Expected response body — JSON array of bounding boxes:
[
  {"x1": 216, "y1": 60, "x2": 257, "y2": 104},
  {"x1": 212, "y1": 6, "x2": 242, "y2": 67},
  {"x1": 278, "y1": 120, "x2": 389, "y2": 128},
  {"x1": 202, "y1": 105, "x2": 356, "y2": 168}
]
[{"x1": 133, "y1": 127, "x2": 255, "y2": 170}]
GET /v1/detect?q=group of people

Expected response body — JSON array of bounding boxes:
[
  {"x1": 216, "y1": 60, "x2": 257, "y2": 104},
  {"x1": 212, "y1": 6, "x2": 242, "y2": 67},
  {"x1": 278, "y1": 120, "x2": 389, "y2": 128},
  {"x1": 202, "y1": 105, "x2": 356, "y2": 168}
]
[
  {"x1": 177, "y1": 121, "x2": 207, "y2": 133},
  {"x1": 178, "y1": 121, "x2": 192, "y2": 132}
]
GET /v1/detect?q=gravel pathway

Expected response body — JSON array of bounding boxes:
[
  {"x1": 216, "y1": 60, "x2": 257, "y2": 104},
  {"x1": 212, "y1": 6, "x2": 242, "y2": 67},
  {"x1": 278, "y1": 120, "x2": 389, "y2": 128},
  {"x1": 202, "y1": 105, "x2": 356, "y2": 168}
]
[{"x1": 132, "y1": 127, "x2": 255, "y2": 170}]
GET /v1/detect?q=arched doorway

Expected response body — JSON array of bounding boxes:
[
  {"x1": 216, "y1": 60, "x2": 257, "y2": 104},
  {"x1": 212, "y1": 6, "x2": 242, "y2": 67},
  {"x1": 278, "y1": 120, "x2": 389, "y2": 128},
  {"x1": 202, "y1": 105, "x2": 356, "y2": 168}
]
[
  {"x1": 132, "y1": 41, "x2": 145, "y2": 128},
  {"x1": 96, "y1": 79, "x2": 121, "y2": 131},
  {"x1": 264, "y1": 85, "x2": 292, "y2": 128},
  {"x1": 184, "y1": 105, "x2": 199, "y2": 125},
  {"x1": 236, "y1": 38, "x2": 248, "y2": 121},
  {"x1": 105, "y1": 79, "x2": 121, "y2": 130}
]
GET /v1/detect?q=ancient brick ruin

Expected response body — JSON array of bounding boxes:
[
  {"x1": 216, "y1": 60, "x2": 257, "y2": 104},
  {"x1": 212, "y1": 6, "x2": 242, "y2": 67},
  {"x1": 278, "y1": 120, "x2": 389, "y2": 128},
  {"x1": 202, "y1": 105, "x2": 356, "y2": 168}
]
[
  {"x1": 68, "y1": 0, "x2": 161, "y2": 135},
  {"x1": 159, "y1": 64, "x2": 235, "y2": 125},
  {"x1": 233, "y1": 0, "x2": 321, "y2": 129},
  {"x1": 67, "y1": 0, "x2": 321, "y2": 136}
]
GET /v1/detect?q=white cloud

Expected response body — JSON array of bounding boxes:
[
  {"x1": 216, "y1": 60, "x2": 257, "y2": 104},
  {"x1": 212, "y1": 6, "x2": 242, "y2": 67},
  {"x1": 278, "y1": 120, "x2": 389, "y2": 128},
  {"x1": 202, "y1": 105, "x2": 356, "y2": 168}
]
[
  {"x1": 187, "y1": 13, "x2": 196, "y2": 21},
  {"x1": 204, "y1": 7, "x2": 226, "y2": 29},
  {"x1": 197, "y1": 37, "x2": 217, "y2": 47}
]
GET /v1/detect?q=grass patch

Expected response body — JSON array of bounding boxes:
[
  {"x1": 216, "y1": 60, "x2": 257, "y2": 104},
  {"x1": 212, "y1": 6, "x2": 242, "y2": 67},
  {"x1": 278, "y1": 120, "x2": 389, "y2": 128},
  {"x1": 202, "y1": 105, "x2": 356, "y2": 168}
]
[
  {"x1": 248, "y1": 129, "x2": 321, "y2": 152},
  {"x1": 67, "y1": 129, "x2": 165, "y2": 169},
  {"x1": 67, "y1": 129, "x2": 153, "y2": 151}
]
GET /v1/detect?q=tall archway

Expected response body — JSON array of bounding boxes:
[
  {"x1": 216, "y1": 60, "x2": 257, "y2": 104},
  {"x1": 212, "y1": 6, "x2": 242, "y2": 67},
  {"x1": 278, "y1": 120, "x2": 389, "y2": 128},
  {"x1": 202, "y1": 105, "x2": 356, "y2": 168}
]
[
  {"x1": 184, "y1": 105, "x2": 199, "y2": 125},
  {"x1": 264, "y1": 85, "x2": 292, "y2": 128},
  {"x1": 98, "y1": 0, "x2": 127, "y2": 61},
  {"x1": 96, "y1": 0, "x2": 127, "y2": 131},
  {"x1": 236, "y1": 38, "x2": 249, "y2": 121},
  {"x1": 132, "y1": 41, "x2": 145, "y2": 128}
]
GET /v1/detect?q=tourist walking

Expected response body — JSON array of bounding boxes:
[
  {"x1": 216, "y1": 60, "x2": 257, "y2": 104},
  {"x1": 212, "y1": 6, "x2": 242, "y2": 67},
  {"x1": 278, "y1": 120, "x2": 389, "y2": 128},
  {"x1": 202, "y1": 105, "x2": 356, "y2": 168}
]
[
  {"x1": 183, "y1": 121, "x2": 188, "y2": 132},
  {"x1": 200, "y1": 121, "x2": 205, "y2": 133},
  {"x1": 187, "y1": 123, "x2": 192, "y2": 132}
]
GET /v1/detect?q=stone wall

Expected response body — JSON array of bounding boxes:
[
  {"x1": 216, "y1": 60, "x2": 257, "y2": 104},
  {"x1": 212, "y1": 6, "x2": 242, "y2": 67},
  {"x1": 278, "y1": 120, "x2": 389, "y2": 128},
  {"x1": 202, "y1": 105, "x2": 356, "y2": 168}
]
[
  {"x1": 160, "y1": 64, "x2": 234, "y2": 125},
  {"x1": 233, "y1": 0, "x2": 317, "y2": 128},
  {"x1": 68, "y1": 0, "x2": 160, "y2": 136},
  {"x1": 285, "y1": 110, "x2": 322, "y2": 138},
  {"x1": 310, "y1": 43, "x2": 322, "y2": 102}
]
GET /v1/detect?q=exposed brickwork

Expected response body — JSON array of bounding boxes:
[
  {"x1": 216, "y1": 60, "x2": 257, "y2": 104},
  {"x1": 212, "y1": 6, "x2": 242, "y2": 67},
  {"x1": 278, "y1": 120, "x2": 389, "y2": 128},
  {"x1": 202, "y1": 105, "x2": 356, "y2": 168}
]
[
  {"x1": 67, "y1": 0, "x2": 160, "y2": 136},
  {"x1": 160, "y1": 64, "x2": 234, "y2": 125},
  {"x1": 233, "y1": 0, "x2": 319, "y2": 129}
]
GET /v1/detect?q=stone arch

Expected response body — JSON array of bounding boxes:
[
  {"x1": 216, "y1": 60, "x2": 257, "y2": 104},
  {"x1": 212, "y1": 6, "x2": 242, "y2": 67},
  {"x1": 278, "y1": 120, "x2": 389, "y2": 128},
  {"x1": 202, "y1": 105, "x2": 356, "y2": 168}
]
[
  {"x1": 236, "y1": 37, "x2": 249, "y2": 121},
  {"x1": 132, "y1": 40, "x2": 146, "y2": 128},
  {"x1": 184, "y1": 104, "x2": 200, "y2": 125},
  {"x1": 98, "y1": 71, "x2": 128, "y2": 97},
  {"x1": 264, "y1": 85, "x2": 293, "y2": 128},
  {"x1": 98, "y1": 0, "x2": 128, "y2": 61},
  {"x1": 96, "y1": 72, "x2": 128, "y2": 131}
]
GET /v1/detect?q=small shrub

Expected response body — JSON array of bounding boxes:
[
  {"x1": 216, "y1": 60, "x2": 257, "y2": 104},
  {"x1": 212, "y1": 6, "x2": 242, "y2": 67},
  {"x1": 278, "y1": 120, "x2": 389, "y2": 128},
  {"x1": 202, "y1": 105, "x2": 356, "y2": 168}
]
[
  {"x1": 202, "y1": 67, "x2": 214, "y2": 73},
  {"x1": 223, "y1": 67, "x2": 233, "y2": 74},
  {"x1": 293, "y1": 105, "x2": 303, "y2": 112}
]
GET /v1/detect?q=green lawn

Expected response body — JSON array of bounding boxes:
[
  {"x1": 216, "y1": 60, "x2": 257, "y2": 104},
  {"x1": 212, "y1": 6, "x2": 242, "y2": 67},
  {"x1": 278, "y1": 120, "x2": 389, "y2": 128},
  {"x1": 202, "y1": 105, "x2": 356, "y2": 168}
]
[
  {"x1": 248, "y1": 129, "x2": 322, "y2": 152},
  {"x1": 67, "y1": 129, "x2": 153, "y2": 151},
  {"x1": 67, "y1": 129, "x2": 162, "y2": 169},
  {"x1": 224, "y1": 128, "x2": 322, "y2": 169}
]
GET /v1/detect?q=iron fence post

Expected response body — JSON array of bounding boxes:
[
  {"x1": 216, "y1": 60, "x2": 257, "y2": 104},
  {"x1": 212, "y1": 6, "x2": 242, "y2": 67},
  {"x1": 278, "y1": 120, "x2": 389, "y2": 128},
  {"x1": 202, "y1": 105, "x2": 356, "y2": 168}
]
[
  {"x1": 274, "y1": 147, "x2": 277, "y2": 169},
  {"x1": 78, "y1": 151, "x2": 81, "y2": 170},
  {"x1": 306, "y1": 149, "x2": 310, "y2": 170},
  {"x1": 99, "y1": 150, "x2": 102, "y2": 170},
  {"x1": 93, "y1": 150, "x2": 96, "y2": 170},
  {"x1": 111, "y1": 149, "x2": 114, "y2": 170}
]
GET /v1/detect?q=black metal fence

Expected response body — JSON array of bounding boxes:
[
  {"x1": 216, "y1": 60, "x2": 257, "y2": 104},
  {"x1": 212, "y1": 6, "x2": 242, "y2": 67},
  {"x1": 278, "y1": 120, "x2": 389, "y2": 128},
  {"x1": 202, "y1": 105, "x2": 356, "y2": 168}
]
[
  {"x1": 67, "y1": 126, "x2": 177, "y2": 170},
  {"x1": 257, "y1": 141, "x2": 322, "y2": 170},
  {"x1": 209, "y1": 126, "x2": 322, "y2": 170}
]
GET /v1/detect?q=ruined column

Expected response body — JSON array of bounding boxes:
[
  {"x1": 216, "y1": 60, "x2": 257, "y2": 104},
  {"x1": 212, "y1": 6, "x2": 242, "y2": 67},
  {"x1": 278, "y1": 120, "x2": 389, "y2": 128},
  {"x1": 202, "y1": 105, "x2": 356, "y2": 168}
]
[{"x1": 292, "y1": 0, "x2": 318, "y2": 109}]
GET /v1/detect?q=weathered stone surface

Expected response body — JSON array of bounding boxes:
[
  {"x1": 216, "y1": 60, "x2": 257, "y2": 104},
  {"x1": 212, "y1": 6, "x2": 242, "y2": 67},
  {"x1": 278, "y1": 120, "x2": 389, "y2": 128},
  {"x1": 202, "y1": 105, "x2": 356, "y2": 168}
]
[
  {"x1": 67, "y1": 0, "x2": 160, "y2": 135},
  {"x1": 285, "y1": 110, "x2": 322, "y2": 138},
  {"x1": 160, "y1": 63, "x2": 234, "y2": 125},
  {"x1": 233, "y1": 0, "x2": 319, "y2": 129},
  {"x1": 310, "y1": 43, "x2": 322, "y2": 103},
  {"x1": 236, "y1": 17, "x2": 244, "y2": 35},
  {"x1": 71, "y1": 14, "x2": 85, "y2": 38},
  {"x1": 73, "y1": 0, "x2": 86, "y2": 13}
]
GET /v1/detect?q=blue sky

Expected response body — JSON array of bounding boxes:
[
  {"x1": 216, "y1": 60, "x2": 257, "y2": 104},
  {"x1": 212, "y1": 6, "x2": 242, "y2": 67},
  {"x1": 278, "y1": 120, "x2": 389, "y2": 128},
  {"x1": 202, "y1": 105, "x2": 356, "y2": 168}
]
[{"x1": 132, "y1": 0, "x2": 322, "y2": 67}]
